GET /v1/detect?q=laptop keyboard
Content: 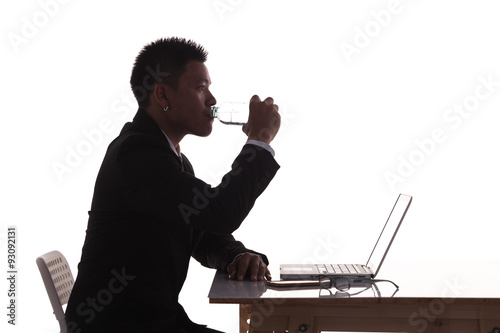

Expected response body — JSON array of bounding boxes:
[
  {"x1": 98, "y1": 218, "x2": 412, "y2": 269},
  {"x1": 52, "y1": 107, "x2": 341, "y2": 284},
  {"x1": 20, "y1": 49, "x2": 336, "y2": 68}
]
[{"x1": 317, "y1": 264, "x2": 369, "y2": 275}]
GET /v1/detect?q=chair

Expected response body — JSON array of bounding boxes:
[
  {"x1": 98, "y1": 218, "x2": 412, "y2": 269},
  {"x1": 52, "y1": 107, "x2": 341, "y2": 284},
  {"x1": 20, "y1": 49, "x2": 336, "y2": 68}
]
[{"x1": 36, "y1": 250, "x2": 75, "y2": 333}]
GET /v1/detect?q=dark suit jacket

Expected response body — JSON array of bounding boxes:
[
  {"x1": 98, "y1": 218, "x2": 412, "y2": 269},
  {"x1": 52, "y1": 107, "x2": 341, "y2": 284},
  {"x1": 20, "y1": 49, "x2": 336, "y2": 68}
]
[{"x1": 65, "y1": 109, "x2": 280, "y2": 332}]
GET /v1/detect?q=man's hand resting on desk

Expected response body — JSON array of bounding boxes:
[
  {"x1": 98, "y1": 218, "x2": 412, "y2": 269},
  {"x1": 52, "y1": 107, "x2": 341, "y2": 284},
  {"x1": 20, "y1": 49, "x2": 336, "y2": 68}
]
[{"x1": 227, "y1": 252, "x2": 272, "y2": 282}]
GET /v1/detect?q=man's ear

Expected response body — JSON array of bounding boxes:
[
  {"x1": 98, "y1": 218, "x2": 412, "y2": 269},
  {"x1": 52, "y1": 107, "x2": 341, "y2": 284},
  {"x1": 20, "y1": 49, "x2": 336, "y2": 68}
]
[{"x1": 152, "y1": 83, "x2": 171, "y2": 109}]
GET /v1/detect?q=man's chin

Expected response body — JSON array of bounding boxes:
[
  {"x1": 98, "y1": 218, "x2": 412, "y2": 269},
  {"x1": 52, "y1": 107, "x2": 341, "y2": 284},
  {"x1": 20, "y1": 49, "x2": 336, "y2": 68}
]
[{"x1": 193, "y1": 125, "x2": 213, "y2": 138}]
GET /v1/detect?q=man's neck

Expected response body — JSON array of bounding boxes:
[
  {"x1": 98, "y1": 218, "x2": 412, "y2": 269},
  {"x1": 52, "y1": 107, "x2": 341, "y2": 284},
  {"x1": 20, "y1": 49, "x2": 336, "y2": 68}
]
[
  {"x1": 145, "y1": 107, "x2": 184, "y2": 153},
  {"x1": 160, "y1": 128, "x2": 182, "y2": 158}
]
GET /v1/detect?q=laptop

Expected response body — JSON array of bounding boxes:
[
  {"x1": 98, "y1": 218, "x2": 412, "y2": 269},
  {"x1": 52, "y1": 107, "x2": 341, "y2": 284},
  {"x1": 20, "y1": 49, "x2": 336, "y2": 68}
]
[{"x1": 279, "y1": 193, "x2": 412, "y2": 281}]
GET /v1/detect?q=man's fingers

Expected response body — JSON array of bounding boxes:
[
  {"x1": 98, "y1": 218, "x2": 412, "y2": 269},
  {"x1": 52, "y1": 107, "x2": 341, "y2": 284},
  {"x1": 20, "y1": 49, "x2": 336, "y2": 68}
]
[
  {"x1": 265, "y1": 267, "x2": 272, "y2": 281},
  {"x1": 227, "y1": 262, "x2": 236, "y2": 280},
  {"x1": 263, "y1": 97, "x2": 274, "y2": 105},
  {"x1": 227, "y1": 253, "x2": 270, "y2": 281},
  {"x1": 256, "y1": 261, "x2": 268, "y2": 281},
  {"x1": 237, "y1": 255, "x2": 251, "y2": 280},
  {"x1": 249, "y1": 258, "x2": 261, "y2": 281},
  {"x1": 250, "y1": 95, "x2": 261, "y2": 104},
  {"x1": 246, "y1": 95, "x2": 280, "y2": 144}
]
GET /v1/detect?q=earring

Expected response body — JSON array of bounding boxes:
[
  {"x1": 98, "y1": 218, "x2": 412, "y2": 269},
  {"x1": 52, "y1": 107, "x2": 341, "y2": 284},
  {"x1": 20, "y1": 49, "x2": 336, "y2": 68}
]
[{"x1": 163, "y1": 106, "x2": 169, "y2": 112}]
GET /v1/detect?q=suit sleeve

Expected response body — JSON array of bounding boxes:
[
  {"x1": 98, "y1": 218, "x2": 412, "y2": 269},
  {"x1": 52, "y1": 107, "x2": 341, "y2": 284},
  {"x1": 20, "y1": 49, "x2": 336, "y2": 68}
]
[
  {"x1": 192, "y1": 232, "x2": 269, "y2": 271},
  {"x1": 116, "y1": 135, "x2": 280, "y2": 235}
]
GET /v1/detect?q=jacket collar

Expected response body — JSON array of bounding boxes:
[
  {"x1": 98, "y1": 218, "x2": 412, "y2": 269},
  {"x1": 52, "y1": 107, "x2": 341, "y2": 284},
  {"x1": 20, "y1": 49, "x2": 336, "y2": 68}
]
[
  {"x1": 127, "y1": 108, "x2": 166, "y2": 139},
  {"x1": 120, "y1": 108, "x2": 181, "y2": 160},
  {"x1": 128, "y1": 109, "x2": 189, "y2": 170}
]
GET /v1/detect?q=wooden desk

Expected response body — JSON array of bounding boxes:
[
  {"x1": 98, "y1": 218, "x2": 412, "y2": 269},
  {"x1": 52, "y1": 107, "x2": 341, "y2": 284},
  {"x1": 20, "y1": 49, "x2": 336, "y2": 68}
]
[{"x1": 208, "y1": 262, "x2": 500, "y2": 333}]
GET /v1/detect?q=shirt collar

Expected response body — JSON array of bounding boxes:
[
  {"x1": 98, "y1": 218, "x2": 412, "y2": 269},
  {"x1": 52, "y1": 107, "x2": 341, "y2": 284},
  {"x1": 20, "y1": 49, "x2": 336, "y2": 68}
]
[{"x1": 160, "y1": 130, "x2": 182, "y2": 162}]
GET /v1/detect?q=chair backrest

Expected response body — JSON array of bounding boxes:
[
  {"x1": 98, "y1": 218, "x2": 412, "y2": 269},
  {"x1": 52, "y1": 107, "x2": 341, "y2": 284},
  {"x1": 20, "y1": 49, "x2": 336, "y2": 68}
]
[{"x1": 36, "y1": 250, "x2": 75, "y2": 333}]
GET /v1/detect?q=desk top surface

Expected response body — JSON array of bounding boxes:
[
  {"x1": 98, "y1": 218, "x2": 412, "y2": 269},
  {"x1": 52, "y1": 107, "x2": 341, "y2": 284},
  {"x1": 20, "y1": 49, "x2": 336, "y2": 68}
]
[{"x1": 208, "y1": 261, "x2": 500, "y2": 304}]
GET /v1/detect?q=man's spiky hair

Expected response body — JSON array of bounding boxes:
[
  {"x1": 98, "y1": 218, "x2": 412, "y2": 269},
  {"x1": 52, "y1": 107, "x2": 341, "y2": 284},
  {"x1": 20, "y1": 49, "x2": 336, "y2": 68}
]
[{"x1": 130, "y1": 37, "x2": 208, "y2": 107}]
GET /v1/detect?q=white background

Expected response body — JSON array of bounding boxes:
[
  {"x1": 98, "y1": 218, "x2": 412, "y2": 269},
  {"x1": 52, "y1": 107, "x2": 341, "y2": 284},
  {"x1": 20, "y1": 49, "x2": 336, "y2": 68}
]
[{"x1": 1, "y1": 0, "x2": 500, "y2": 332}]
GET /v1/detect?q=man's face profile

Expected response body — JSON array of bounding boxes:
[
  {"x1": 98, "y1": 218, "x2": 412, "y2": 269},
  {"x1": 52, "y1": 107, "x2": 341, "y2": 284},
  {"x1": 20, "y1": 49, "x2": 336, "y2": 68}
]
[{"x1": 166, "y1": 60, "x2": 217, "y2": 138}]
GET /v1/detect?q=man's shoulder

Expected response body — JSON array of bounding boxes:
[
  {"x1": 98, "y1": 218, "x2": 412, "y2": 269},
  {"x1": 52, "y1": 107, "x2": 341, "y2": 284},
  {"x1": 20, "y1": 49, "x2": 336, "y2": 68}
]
[
  {"x1": 114, "y1": 117, "x2": 166, "y2": 144},
  {"x1": 114, "y1": 109, "x2": 166, "y2": 146},
  {"x1": 102, "y1": 122, "x2": 174, "y2": 164}
]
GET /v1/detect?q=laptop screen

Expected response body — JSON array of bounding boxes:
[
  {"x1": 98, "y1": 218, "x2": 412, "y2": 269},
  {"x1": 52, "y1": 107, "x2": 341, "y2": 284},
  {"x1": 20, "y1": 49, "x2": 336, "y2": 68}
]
[{"x1": 366, "y1": 194, "x2": 412, "y2": 277}]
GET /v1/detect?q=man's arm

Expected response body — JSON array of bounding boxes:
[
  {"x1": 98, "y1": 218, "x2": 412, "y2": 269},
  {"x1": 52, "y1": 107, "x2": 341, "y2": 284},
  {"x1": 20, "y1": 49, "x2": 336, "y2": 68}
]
[
  {"x1": 192, "y1": 232, "x2": 271, "y2": 281},
  {"x1": 117, "y1": 140, "x2": 279, "y2": 235}
]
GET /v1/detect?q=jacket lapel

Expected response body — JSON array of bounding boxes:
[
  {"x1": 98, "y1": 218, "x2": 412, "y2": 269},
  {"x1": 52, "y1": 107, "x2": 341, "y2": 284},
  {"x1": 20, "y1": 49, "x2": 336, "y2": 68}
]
[{"x1": 127, "y1": 109, "x2": 185, "y2": 168}]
